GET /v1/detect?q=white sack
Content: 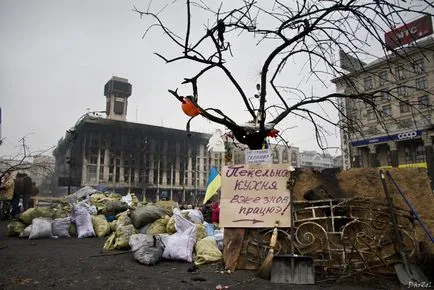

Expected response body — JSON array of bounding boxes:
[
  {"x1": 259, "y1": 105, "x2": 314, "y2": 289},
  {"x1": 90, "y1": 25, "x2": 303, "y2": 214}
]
[
  {"x1": 19, "y1": 224, "x2": 32, "y2": 238},
  {"x1": 73, "y1": 204, "x2": 95, "y2": 239},
  {"x1": 187, "y1": 209, "x2": 203, "y2": 224},
  {"x1": 121, "y1": 192, "x2": 133, "y2": 206},
  {"x1": 173, "y1": 211, "x2": 195, "y2": 233},
  {"x1": 162, "y1": 226, "x2": 196, "y2": 262},
  {"x1": 29, "y1": 218, "x2": 53, "y2": 239}
]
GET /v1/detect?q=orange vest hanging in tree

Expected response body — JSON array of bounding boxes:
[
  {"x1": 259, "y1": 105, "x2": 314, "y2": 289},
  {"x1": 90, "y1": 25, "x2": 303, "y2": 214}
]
[{"x1": 181, "y1": 97, "x2": 200, "y2": 117}]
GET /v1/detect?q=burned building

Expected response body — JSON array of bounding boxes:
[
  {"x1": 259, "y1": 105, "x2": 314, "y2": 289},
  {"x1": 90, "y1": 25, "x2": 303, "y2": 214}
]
[{"x1": 53, "y1": 77, "x2": 224, "y2": 202}]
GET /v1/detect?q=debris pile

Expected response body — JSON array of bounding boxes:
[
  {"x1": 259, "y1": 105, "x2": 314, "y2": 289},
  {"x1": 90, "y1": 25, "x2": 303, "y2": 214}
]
[{"x1": 6, "y1": 186, "x2": 223, "y2": 267}]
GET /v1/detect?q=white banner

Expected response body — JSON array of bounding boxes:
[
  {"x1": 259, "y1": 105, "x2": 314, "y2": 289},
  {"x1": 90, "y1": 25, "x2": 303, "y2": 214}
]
[{"x1": 245, "y1": 149, "x2": 271, "y2": 164}]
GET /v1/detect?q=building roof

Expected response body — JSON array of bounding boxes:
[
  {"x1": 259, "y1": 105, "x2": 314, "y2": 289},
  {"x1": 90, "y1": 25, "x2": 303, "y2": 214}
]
[
  {"x1": 331, "y1": 36, "x2": 434, "y2": 83},
  {"x1": 76, "y1": 116, "x2": 210, "y2": 140},
  {"x1": 53, "y1": 116, "x2": 211, "y2": 155}
]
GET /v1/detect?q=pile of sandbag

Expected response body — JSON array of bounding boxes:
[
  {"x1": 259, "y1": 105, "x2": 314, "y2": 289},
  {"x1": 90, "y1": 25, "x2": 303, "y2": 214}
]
[
  {"x1": 6, "y1": 186, "x2": 225, "y2": 267},
  {"x1": 6, "y1": 187, "x2": 129, "y2": 240},
  {"x1": 126, "y1": 207, "x2": 223, "y2": 266}
]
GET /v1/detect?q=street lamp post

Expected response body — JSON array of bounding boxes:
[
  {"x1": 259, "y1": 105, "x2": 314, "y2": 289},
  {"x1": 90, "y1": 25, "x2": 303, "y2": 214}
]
[
  {"x1": 170, "y1": 164, "x2": 173, "y2": 201},
  {"x1": 194, "y1": 170, "x2": 198, "y2": 207}
]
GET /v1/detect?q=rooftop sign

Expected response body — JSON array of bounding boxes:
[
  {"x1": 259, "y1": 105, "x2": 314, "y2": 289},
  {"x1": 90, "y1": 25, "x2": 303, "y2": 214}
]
[{"x1": 385, "y1": 15, "x2": 433, "y2": 50}]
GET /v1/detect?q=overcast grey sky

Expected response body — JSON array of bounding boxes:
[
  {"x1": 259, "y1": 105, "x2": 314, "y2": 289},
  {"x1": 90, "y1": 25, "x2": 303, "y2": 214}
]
[{"x1": 2, "y1": 0, "x2": 422, "y2": 158}]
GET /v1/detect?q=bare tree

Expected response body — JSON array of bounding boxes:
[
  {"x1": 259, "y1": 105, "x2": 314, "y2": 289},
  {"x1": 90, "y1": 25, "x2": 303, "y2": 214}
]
[
  {"x1": 133, "y1": 0, "x2": 433, "y2": 150},
  {"x1": 0, "y1": 136, "x2": 55, "y2": 184}
]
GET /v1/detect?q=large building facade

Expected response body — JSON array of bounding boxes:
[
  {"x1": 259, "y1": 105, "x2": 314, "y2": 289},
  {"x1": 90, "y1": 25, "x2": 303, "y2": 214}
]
[
  {"x1": 53, "y1": 77, "x2": 224, "y2": 203},
  {"x1": 299, "y1": 151, "x2": 335, "y2": 170},
  {"x1": 332, "y1": 38, "x2": 434, "y2": 189}
]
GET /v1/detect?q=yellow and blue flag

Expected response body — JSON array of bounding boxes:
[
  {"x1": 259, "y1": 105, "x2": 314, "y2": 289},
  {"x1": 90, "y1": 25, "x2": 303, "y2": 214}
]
[{"x1": 203, "y1": 166, "x2": 221, "y2": 205}]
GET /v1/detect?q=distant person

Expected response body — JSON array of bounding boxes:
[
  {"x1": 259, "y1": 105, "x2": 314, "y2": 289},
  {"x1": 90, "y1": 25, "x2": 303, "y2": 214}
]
[
  {"x1": 211, "y1": 201, "x2": 220, "y2": 225},
  {"x1": 202, "y1": 201, "x2": 213, "y2": 224},
  {"x1": 11, "y1": 173, "x2": 24, "y2": 217},
  {"x1": 97, "y1": 183, "x2": 105, "y2": 192},
  {"x1": 0, "y1": 172, "x2": 15, "y2": 219},
  {"x1": 11, "y1": 173, "x2": 33, "y2": 216},
  {"x1": 21, "y1": 174, "x2": 33, "y2": 211}
]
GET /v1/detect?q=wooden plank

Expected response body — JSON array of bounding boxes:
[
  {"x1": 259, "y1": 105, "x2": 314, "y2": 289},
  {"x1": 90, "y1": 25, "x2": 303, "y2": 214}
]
[
  {"x1": 223, "y1": 228, "x2": 246, "y2": 271},
  {"x1": 31, "y1": 196, "x2": 64, "y2": 206},
  {"x1": 31, "y1": 196, "x2": 64, "y2": 201}
]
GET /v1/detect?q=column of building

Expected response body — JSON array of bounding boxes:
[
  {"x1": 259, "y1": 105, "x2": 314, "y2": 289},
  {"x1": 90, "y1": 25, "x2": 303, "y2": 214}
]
[
  {"x1": 423, "y1": 132, "x2": 434, "y2": 191},
  {"x1": 81, "y1": 134, "x2": 88, "y2": 185},
  {"x1": 387, "y1": 141, "x2": 399, "y2": 167},
  {"x1": 96, "y1": 146, "x2": 102, "y2": 182},
  {"x1": 368, "y1": 144, "x2": 379, "y2": 167}
]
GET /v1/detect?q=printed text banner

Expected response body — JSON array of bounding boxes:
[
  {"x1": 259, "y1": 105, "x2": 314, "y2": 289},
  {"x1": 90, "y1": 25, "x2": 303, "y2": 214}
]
[{"x1": 219, "y1": 164, "x2": 292, "y2": 228}]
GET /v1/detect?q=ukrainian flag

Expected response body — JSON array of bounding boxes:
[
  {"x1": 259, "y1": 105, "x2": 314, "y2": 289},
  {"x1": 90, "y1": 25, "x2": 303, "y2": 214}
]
[{"x1": 203, "y1": 166, "x2": 221, "y2": 205}]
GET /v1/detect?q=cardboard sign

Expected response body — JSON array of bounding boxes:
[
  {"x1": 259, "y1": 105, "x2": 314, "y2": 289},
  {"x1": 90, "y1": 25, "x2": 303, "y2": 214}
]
[
  {"x1": 245, "y1": 149, "x2": 271, "y2": 164},
  {"x1": 219, "y1": 164, "x2": 292, "y2": 228}
]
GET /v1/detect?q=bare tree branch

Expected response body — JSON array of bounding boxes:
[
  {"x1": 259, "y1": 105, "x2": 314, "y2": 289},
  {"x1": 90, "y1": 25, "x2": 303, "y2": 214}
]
[{"x1": 134, "y1": 0, "x2": 433, "y2": 150}]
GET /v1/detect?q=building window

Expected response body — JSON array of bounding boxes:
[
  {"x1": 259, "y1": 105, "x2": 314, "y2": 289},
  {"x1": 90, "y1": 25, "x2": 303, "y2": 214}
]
[
  {"x1": 87, "y1": 165, "x2": 97, "y2": 183},
  {"x1": 99, "y1": 166, "x2": 104, "y2": 182},
  {"x1": 413, "y1": 59, "x2": 424, "y2": 74},
  {"x1": 282, "y1": 148, "x2": 289, "y2": 163},
  {"x1": 415, "y1": 145, "x2": 425, "y2": 163},
  {"x1": 386, "y1": 150, "x2": 392, "y2": 166},
  {"x1": 397, "y1": 86, "x2": 408, "y2": 97},
  {"x1": 108, "y1": 166, "x2": 114, "y2": 182},
  {"x1": 367, "y1": 126, "x2": 378, "y2": 135},
  {"x1": 415, "y1": 77, "x2": 428, "y2": 90},
  {"x1": 363, "y1": 76, "x2": 374, "y2": 91},
  {"x1": 114, "y1": 99, "x2": 124, "y2": 114},
  {"x1": 291, "y1": 152, "x2": 297, "y2": 167},
  {"x1": 381, "y1": 90, "x2": 391, "y2": 101},
  {"x1": 395, "y1": 65, "x2": 406, "y2": 80},
  {"x1": 100, "y1": 151, "x2": 105, "y2": 164},
  {"x1": 115, "y1": 166, "x2": 120, "y2": 183},
  {"x1": 399, "y1": 102, "x2": 410, "y2": 113},
  {"x1": 272, "y1": 149, "x2": 279, "y2": 164},
  {"x1": 418, "y1": 95, "x2": 429, "y2": 109},
  {"x1": 382, "y1": 104, "x2": 391, "y2": 116},
  {"x1": 124, "y1": 168, "x2": 130, "y2": 184},
  {"x1": 378, "y1": 71, "x2": 388, "y2": 86},
  {"x1": 367, "y1": 109, "x2": 375, "y2": 120},
  {"x1": 398, "y1": 118, "x2": 412, "y2": 129},
  {"x1": 404, "y1": 146, "x2": 413, "y2": 164}
]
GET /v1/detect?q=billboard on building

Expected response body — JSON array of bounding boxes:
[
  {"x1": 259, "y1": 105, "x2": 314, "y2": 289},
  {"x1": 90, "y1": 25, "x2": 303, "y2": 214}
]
[
  {"x1": 351, "y1": 130, "x2": 422, "y2": 147},
  {"x1": 385, "y1": 15, "x2": 433, "y2": 50}
]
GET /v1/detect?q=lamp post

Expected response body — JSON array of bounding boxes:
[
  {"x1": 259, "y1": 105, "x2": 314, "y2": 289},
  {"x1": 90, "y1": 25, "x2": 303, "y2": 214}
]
[
  {"x1": 194, "y1": 156, "x2": 200, "y2": 206},
  {"x1": 194, "y1": 170, "x2": 198, "y2": 207},
  {"x1": 170, "y1": 164, "x2": 173, "y2": 201}
]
